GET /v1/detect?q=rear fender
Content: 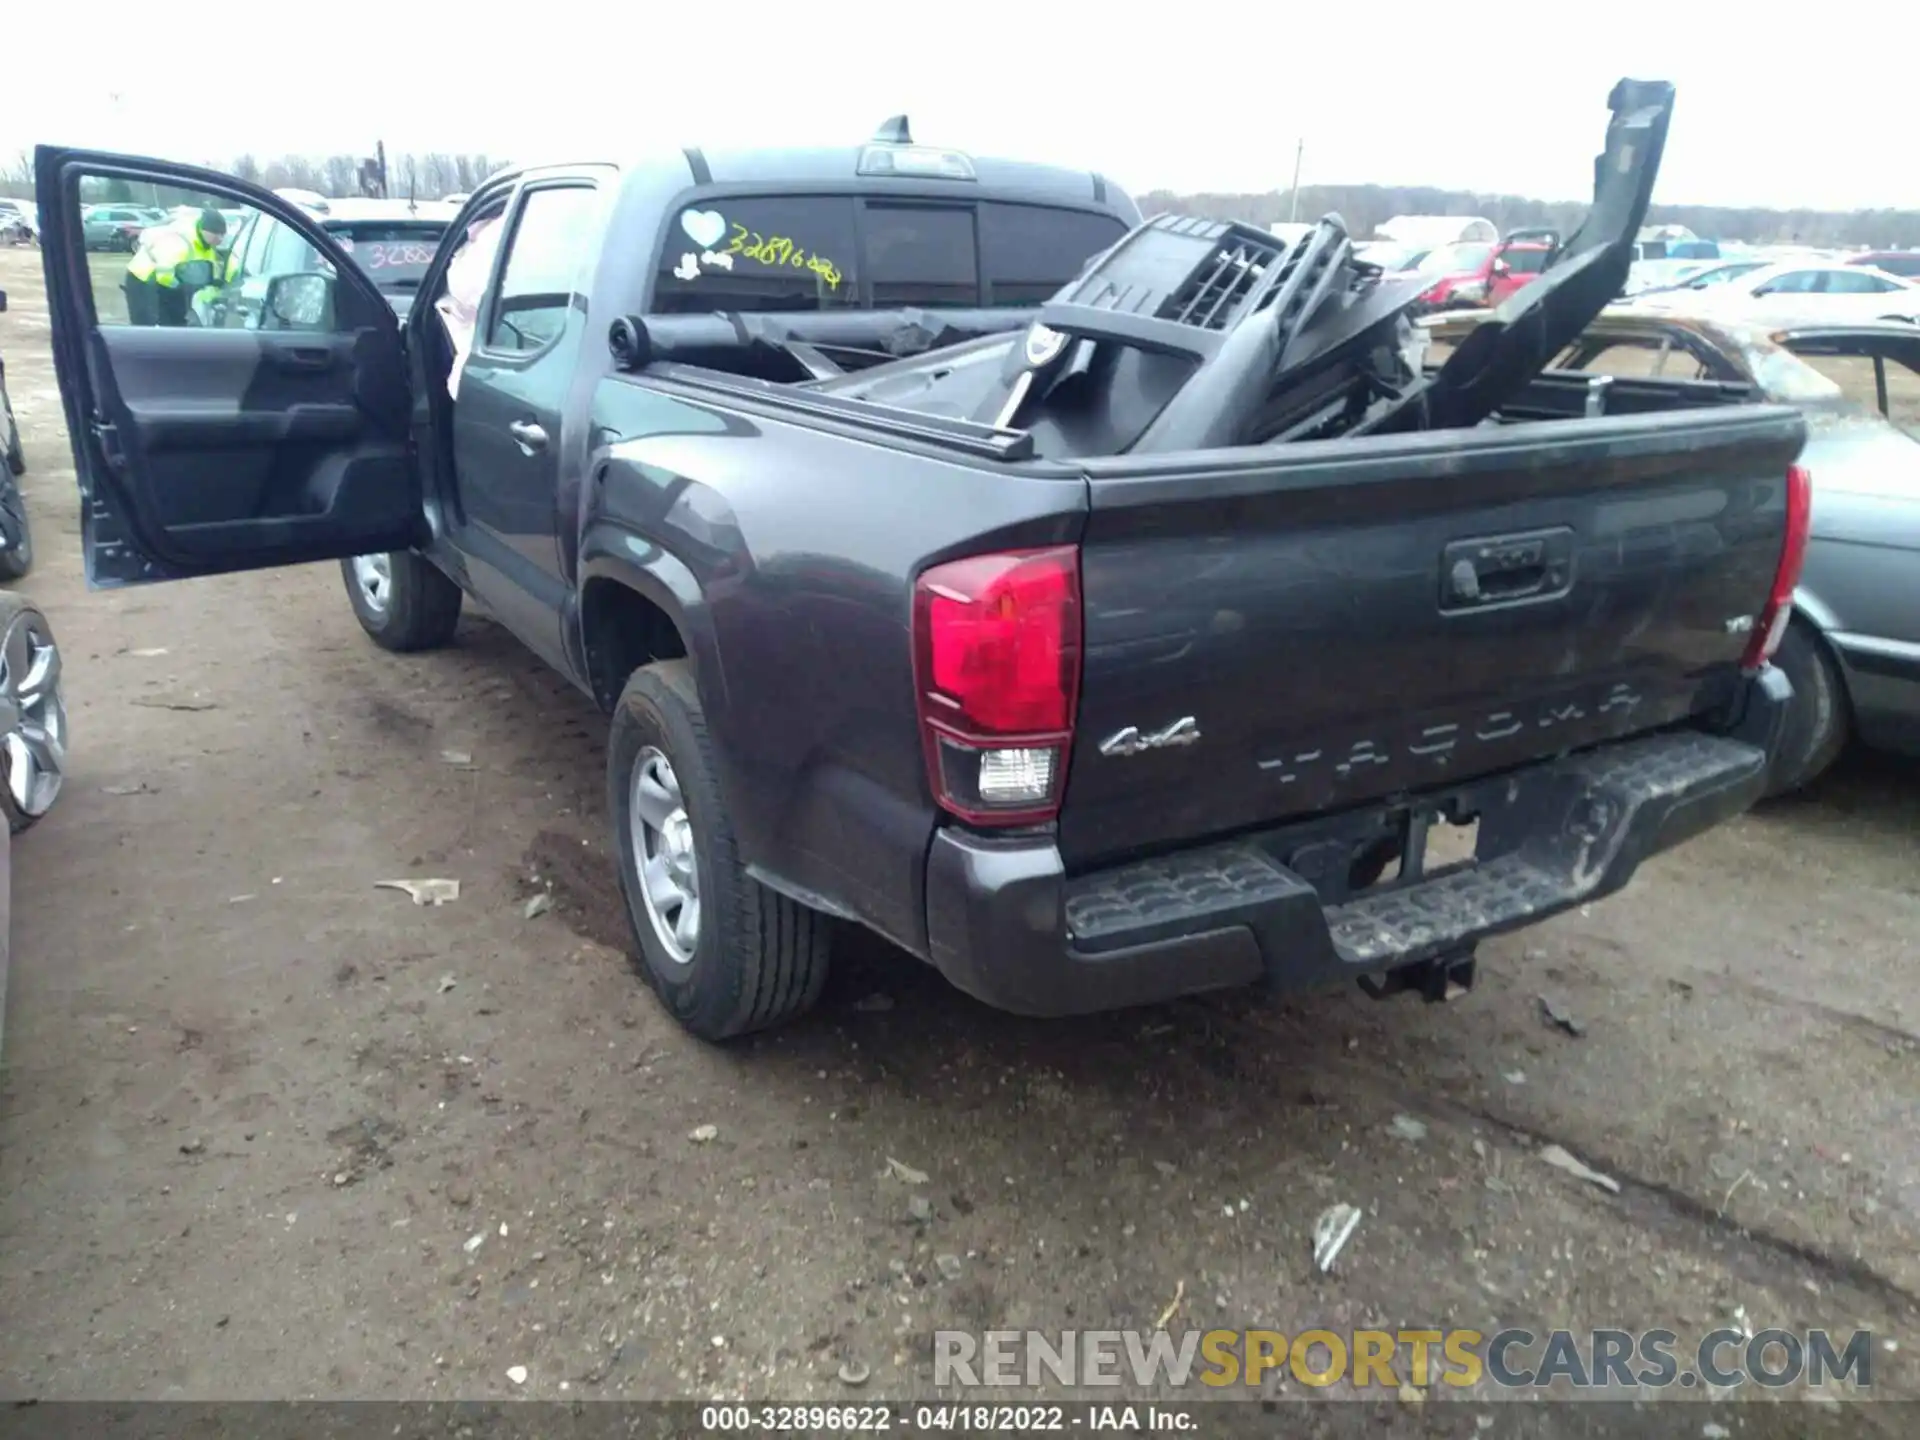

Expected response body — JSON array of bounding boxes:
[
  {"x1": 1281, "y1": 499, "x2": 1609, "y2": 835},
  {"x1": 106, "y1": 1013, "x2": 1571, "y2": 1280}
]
[{"x1": 1791, "y1": 586, "x2": 1843, "y2": 637}]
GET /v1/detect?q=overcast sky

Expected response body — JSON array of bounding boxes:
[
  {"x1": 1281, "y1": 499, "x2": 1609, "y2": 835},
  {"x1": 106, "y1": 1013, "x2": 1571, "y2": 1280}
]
[{"x1": 4, "y1": 6, "x2": 1910, "y2": 211}]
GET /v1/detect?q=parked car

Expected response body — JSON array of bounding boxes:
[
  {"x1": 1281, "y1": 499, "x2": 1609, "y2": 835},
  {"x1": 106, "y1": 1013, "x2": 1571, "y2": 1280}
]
[
  {"x1": 0, "y1": 200, "x2": 35, "y2": 247},
  {"x1": 1427, "y1": 305, "x2": 1919, "y2": 794},
  {"x1": 31, "y1": 80, "x2": 1812, "y2": 1043},
  {"x1": 1411, "y1": 231, "x2": 1556, "y2": 311},
  {"x1": 1846, "y1": 251, "x2": 1920, "y2": 281},
  {"x1": 81, "y1": 203, "x2": 164, "y2": 252},
  {"x1": 0, "y1": 289, "x2": 29, "y2": 579},
  {"x1": 1635, "y1": 260, "x2": 1920, "y2": 326},
  {"x1": 1626, "y1": 258, "x2": 1771, "y2": 298},
  {"x1": 218, "y1": 197, "x2": 462, "y2": 324}
]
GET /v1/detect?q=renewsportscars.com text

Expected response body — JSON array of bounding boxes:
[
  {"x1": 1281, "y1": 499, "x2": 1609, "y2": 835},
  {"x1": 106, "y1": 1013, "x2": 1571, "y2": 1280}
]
[{"x1": 934, "y1": 1327, "x2": 1875, "y2": 1391}]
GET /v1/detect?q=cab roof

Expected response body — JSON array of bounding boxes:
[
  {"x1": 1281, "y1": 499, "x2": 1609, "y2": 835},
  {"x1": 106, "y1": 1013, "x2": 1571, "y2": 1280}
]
[
  {"x1": 679, "y1": 143, "x2": 1121, "y2": 209},
  {"x1": 489, "y1": 122, "x2": 1128, "y2": 216}
]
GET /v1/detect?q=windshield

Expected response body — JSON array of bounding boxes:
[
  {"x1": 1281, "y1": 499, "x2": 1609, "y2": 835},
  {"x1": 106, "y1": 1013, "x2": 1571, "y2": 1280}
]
[
  {"x1": 1359, "y1": 242, "x2": 1427, "y2": 272},
  {"x1": 326, "y1": 220, "x2": 448, "y2": 289},
  {"x1": 1421, "y1": 243, "x2": 1492, "y2": 275}
]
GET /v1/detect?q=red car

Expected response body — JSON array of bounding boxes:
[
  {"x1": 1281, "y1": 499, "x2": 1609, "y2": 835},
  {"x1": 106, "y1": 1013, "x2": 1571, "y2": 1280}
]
[
  {"x1": 1846, "y1": 251, "x2": 1920, "y2": 280},
  {"x1": 1415, "y1": 230, "x2": 1559, "y2": 311}
]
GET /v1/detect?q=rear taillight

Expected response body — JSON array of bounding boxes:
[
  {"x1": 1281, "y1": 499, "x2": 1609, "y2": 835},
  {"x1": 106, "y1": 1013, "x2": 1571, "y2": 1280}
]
[
  {"x1": 912, "y1": 546, "x2": 1081, "y2": 827},
  {"x1": 1742, "y1": 463, "x2": 1812, "y2": 671}
]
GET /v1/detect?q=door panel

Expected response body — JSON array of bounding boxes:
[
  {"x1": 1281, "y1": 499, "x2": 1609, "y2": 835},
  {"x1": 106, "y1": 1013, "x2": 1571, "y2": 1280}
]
[
  {"x1": 34, "y1": 148, "x2": 422, "y2": 588},
  {"x1": 444, "y1": 181, "x2": 599, "y2": 665}
]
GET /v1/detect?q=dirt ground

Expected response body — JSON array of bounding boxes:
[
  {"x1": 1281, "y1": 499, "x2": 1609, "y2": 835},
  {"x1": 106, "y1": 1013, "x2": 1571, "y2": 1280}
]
[{"x1": 0, "y1": 246, "x2": 1916, "y2": 1433}]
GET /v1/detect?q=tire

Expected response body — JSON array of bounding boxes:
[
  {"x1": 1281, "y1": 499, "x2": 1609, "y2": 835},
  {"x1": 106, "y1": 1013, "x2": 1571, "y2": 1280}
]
[
  {"x1": 1764, "y1": 618, "x2": 1850, "y2": 798},
  {"x1": 339, "y1": 551, "x2": 462, "y2": 652},
  {"x1": 609, "y1": 659, "x2": 830, "y2": 1041},
  {"x1": 0, "y1": 483, "x2": 31, "y2": 581},
  {"x1": 0, "y1": 593, "x2": 67, "y2": 833},
  {"x1": 3, "y1": 377, "x2": 22, "y2": 476}
]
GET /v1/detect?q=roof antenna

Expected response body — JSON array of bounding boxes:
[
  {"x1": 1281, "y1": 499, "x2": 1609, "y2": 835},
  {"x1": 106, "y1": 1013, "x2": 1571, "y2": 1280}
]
[{"x1": 873, "y1": 115, "x2": 912, "y2": 145}]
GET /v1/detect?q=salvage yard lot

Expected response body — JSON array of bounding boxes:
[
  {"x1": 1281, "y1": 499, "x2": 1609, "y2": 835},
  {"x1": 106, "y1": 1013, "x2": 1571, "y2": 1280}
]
[{"x1": 0, "y1": 247, "x2": 1915, "y2": 1429}]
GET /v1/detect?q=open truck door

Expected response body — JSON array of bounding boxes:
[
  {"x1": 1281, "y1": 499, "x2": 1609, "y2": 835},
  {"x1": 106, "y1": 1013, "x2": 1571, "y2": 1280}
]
[{"x1": 34, "y1": 148, "x2": 422, "y2": 588}]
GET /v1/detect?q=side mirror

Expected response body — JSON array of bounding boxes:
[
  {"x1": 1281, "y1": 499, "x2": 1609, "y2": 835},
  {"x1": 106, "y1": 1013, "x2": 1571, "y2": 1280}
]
[
  {"x1": 0, "y1": 288, "x2": 8, "y2": 313},
  {"x1": 264, "y1": 271, "x2": 333, "y2": 330},
  {"x1": 174, "y1": 259, "x2": 217, "y2": 291},
  {"x1": 1491, "y1": 258, "x2": 1512, "y2": 278}
]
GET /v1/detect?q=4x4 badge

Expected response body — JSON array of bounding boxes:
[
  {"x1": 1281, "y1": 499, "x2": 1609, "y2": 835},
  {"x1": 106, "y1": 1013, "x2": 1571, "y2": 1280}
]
[{"x1": 1099, "y1": 717, "x2": 1201, "y2": 758}]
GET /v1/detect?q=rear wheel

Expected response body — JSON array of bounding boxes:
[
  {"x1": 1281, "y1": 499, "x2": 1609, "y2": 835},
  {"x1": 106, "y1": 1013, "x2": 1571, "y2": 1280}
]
[
  {"x1": 0, "y1": 594, "x2": 66, "y2": 833},
  {"x1": 1764, "y1": 618, "x2": 1850, "y2": 797},
  {"x1": 609, "y1": 660, "x2": 830, "y2": 1041},
  {"x1": 340, "y1": 551, "x2": 463, "y2": 652}
]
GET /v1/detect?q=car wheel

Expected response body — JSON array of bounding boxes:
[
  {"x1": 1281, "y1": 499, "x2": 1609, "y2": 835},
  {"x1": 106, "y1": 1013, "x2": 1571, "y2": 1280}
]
[
  {"x1": 1764, "y1": 618, "x2": 1850, "y2": 798},
  {"x1": 2, "y1": 387, "x2": 22, "y2": 477},
  {"x1": 0, "y1": 594, "x2": 67, "y2": 833},
  {"x1": 340, "y1": 551, "x2": 463, "y2": 652},
  {"x1": 609, "y1": 659, "x2": 830, "y2": 1041},
  {"x1": 0, "y1": 477, "x2": 32, "y2": 582}
]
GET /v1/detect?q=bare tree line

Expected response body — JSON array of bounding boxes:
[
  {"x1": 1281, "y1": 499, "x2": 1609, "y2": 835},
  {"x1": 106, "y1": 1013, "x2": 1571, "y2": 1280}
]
[
  {"x1": 1144, "y1": 184, "x2": 1920, "y2": 251},
  {"x1": 1, "y1": 149, "x2": 502, "y2": 203},
  {"x1": 6, "y1": 145, "x2": 1918, "y2": 247}
]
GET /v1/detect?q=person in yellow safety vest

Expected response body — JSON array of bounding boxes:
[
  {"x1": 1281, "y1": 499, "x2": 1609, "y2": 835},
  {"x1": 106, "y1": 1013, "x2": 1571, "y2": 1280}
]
[{"x1": 122, "y1": 208, "x2": 228, "y2": 327}]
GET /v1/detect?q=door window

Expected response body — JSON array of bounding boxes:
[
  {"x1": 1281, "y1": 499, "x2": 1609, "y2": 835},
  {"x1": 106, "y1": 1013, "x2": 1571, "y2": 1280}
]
[
  {"x1": 1757, "y1": 270, "x2": 1825, "y2": 295},
  {"x1": 484, "y1": 184, "x2": 598, "y2": 353},
  {"x1": 1823, "y1": 269, "x2": 1902, "y2": 294},
  {"x1": 66, "y1": 176, "x2": 277, "y2": 329}
]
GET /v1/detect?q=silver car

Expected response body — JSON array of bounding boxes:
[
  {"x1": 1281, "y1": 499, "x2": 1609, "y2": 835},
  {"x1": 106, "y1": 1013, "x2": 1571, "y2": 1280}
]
[{"x1": 1427, "y1": 307, "x2": 1920, "y2": 795}]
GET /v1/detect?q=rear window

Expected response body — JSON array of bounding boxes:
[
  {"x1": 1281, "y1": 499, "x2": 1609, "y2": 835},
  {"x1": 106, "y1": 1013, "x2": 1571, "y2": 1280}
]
[
  {"x1": 650, "y1": 194, "x2": 1127, "y2": 314},
  {"x1": 653, "y1": 196, "x2": 860, "y2": 314},
  {"x1": 980, "y1": 202, "x2": 1126, "y2": 303},
  {"x1": 327, "y1": 220, "x2": 448, "y2": 288},
  {"x1": 866, "y1": 204, "x2": 977, "y2": 307}
]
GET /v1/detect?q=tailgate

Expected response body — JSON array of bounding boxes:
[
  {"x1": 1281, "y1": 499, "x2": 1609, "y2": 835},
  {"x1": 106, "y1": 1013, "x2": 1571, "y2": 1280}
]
[{"x1": 1059, "y1": 405, "x2": 1807, "y2": 869}]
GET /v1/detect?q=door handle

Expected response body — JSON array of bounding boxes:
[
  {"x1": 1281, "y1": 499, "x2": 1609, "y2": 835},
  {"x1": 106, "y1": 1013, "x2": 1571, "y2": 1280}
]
[
  {"x1": 1440, "y1": 527, "x2": 1575, "y2": 611},
  {"x1": 508, "y1": 420, "x2": 549, "y2": 452},
  {"x1": 278, "y1": 346, "x2": 333, "y2": 370}
]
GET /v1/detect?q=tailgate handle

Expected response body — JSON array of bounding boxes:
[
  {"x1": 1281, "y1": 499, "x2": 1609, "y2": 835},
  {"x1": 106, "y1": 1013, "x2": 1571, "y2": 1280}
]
[{"x1": 1440, "y1": 528, "x2": 1574, "y2": 611}]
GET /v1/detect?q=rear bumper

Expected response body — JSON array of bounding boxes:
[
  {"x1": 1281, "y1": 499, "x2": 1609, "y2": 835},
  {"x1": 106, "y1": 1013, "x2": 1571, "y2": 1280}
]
[{"x1": 922, "y1": 669, "x2": 1788, "y2": 1017}]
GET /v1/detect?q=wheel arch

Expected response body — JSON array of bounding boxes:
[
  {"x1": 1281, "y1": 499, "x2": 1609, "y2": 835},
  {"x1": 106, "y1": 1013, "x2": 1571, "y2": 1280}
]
[{"x1": 574, "y1": 527, "x2": 720, "y2": 715}]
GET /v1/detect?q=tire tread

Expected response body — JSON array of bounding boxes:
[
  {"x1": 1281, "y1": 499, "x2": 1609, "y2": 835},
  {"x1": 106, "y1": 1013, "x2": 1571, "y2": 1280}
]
[{"x1": 615, "y1": 660, "x2": 828, "y2": 1039}]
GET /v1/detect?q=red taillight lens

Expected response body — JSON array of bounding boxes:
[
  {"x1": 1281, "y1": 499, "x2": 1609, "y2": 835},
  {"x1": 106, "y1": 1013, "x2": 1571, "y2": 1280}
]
[
  {"x1": 912, "y1": 546, "x2": 1081, "y2": 826},
  {"x1": 1742, "y1": 463, "x2": 1812, "y2": 671}
]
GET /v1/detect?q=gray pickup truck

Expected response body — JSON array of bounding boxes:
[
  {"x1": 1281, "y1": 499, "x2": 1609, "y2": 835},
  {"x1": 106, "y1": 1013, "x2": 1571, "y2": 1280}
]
[{"x1": 33, "y1": 80, "x2": 1809, "y2": 1041}]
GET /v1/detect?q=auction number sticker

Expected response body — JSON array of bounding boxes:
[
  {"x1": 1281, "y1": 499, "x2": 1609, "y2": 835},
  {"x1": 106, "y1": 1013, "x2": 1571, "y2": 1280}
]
[
  {"x1": 700, "y1": 1405, "x2": 1075, "y2": 1431},
  {"x1": 701, "y1": 1406, "x2": 896, "y2": 1431}
]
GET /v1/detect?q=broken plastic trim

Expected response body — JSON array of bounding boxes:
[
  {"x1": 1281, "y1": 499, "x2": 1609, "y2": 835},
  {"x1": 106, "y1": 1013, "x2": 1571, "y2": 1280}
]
[{"x1": 1355, "y1": 78, "x2": 1677, "y2": 436}]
